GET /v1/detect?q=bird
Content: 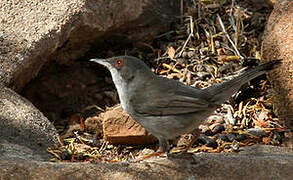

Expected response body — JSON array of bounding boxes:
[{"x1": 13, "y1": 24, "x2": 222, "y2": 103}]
[{"x1": 90, "y1": 56, "x2": 281, "y2": 154}]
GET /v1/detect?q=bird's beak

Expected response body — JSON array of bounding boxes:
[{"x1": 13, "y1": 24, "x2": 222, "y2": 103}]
[
  {"x1": 90, "y1": 58, "x2": 105, "y2": 64},
  {"x1": 90, "y1": 58, "x2": 110, "y2": 67}
]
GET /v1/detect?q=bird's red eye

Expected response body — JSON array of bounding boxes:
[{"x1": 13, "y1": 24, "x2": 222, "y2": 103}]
[{"x1": 114, "y1": 59, "x2": 124, "y2": 68}]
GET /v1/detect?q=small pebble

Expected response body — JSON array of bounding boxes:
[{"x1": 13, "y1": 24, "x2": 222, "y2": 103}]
[
  {"x1": 206, "y1": 139, "x2": 218, "y2": 149},
  {"x1": 197, "y1": 134, "x2": 218, "y2": 148},
  {"x1": 211, "y1": 124, "x2": 225, "y2": 134},
  {"x1": 235, "y1": 134, "x2": 247, "y2": 142},
  {"x1": 204, "y1": 129, "x2": 214, "y2": 136},
  {"x1": 219, "y1": 134, "x2": 229, "y2": 142},
  {"x1": 60, "y1": 150, "x2": 72, "y2": 160},
  {"x1": 274, "y1": 131, "x2": 285, "y2": 144},
  {"x1": 226, "y1": 133, "x2": 237, "y2": 142}
]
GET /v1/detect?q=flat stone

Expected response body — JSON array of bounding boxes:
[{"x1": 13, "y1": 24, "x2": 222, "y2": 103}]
[
  {"x1": 102, "y1": 105, "x2": 157, "y2": 145},
  {"x1": 0, "y1": 145, "x2": 292, "y2": 180}
]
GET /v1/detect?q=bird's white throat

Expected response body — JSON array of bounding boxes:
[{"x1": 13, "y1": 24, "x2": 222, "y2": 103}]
[{"x1": 108, "y1": 67, "x2": 133, "y2": 113}]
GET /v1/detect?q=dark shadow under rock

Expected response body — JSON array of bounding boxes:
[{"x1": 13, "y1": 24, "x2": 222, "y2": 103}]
[{"x1": 21, "y1": 60, "x2": 115, "y2": 127}]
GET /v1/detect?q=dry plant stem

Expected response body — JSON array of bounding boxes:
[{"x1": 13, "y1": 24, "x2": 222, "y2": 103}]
[
  {"x1": 229, "y1": 0, "x2": 236, "y2": 32},
  {"x1": 210, "y1": 30, "x2": 215, "y2": 54},
  {"x1": 155, "y1": 31, "x2": 175, "y2": 38},
  {"x1": 58, "y1": 136, "x2": 65, "y2": 146},
  {"x1": 229, "y1": 0, "x2": 240, "y2": 47},
  {"x1": 178, "y1": 16, "x2": 194, "y2": 57},
  {"x1": 234, "y1": 8, "x2": 241, "y2": 47},
  {"x1": 197, "y1": 0, "x2": 201, "y2": 19},
  {"x1": 82, "y1": 105, "x2": 104, "y2": 112},
  {"x1": 217, "y1": 14, "x2": 243, "y2": 59}
]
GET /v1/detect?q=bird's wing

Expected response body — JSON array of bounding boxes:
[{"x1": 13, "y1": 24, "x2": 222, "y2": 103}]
[{"x1": 131, "y1": 77, "x2": 212, "y2": 116}]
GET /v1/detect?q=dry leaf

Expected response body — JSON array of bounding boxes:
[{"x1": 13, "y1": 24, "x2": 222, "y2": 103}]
[{"x1": 167, "y1": 46, "x2": 176, "y2": 60}]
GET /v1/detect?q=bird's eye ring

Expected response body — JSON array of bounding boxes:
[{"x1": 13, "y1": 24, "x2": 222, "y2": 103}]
[{"x1": 114, "y1": 59, "x2": 124, "y2": 68}]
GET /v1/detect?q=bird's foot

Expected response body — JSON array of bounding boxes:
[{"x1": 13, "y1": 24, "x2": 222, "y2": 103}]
[{"x1": 141, "y1": 151, "x2": 165, "y2": 160}]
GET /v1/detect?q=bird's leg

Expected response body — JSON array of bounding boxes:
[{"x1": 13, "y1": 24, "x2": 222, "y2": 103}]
[
  {"x1": 183, "y1": 128, "x2": 200, "y2": 152},
  {"x1": 141, "y1": 137, "x2": 168, "y2": 160},
  {"x1": 158, "y1": 137, "x2": 170, "y2": 152}
]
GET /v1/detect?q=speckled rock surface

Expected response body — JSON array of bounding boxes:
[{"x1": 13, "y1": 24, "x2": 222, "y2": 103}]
[
  {"x1": 0, "y1": 86, "x2": 58, "y2": 161},
  {"x1": 0, "y1": 145, "x2": 292, "y2": 180},
  {"x1": 0, "y1": 0, "x2": 178, "y2": 91},
  {"x1": 262, "y1": 0, "x2": 293, "y2": 129}
]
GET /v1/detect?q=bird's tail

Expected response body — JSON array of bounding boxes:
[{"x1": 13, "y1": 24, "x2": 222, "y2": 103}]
[{"x1": 206, "y1": 59, "x2": 282, "y2": 104}]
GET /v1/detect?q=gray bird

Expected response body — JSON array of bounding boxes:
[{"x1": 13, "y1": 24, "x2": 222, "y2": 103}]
[{"x1": 90, "y1": 56, "x2": 281, "y2": 153}]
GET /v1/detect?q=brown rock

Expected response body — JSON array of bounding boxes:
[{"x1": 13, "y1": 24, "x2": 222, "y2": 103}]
[
  {"x1": 102, "y1": 105, "x2": 157, "y2": 145},
  {"x1": 85, "y1": 116, "x2": 103, "y2": 138},
  {"x1": 262, "y1": 1, "x2": 293, "y2": 129}
]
